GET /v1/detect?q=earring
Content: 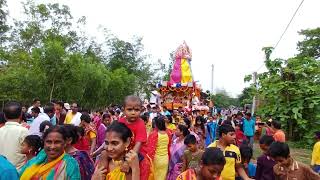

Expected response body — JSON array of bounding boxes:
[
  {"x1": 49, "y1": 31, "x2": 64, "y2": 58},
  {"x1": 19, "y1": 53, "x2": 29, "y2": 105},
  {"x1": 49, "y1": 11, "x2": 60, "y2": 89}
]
[
  {"x1": 28, "y1": 149, "x2": 31, "y2": 154},
  {"x1": 125, "y1": 147, "x2": 128, "y2": 152}
]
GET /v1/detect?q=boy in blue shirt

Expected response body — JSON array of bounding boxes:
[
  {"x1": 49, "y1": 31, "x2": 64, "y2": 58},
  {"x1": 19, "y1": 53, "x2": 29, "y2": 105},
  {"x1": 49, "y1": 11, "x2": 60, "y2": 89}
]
[{"x1": 243, "y1": 113, "x2": 255, "y2": 148}]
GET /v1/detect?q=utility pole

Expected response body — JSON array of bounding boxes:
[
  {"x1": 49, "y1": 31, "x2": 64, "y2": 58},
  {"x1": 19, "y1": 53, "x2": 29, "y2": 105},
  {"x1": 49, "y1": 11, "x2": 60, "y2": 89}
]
[
  {"x1": 211, "y1": 64, "x2": 214, "y2": 93},
  {"x1": 251, "y1": 72, "x2": 257, "y2": 115}
]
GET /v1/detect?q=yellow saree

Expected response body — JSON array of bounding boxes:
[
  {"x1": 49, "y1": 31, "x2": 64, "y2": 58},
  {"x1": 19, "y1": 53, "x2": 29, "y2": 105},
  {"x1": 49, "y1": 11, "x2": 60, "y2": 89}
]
[
  {"x1": 106, "y1": 166, "x2": 126, "y2": 180},
  {"x1": 20, "y1": 153, "x2": 65, "y2": 180}
]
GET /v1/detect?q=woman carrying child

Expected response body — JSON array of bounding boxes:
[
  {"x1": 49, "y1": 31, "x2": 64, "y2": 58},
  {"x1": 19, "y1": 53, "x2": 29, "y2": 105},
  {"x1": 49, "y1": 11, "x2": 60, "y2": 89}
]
[{"x1": 92, "y1": 122, "x2": 140, "y2": 179}]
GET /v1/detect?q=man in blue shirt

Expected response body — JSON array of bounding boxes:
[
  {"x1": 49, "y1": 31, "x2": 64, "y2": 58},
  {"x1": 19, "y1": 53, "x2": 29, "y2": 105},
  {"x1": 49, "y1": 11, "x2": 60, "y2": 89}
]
[
  {"x1": 243, "y1": 113, "x2": 255, "y2": 148},
  {"x1": 0, "y1": 155, "x2": 19, "y2": 180}
]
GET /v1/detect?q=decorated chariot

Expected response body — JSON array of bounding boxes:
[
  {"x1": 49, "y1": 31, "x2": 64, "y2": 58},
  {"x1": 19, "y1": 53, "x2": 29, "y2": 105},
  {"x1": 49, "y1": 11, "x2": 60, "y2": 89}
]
[{"x1": 155, "y1": 42, "x2": 210, "y2": 114}]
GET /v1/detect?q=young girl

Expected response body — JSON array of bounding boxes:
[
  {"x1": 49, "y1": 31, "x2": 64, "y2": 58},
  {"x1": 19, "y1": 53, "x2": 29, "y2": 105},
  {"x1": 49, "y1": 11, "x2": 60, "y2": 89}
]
[
  {"x1": 177, "y1": 147, "x2": 226, "y2": 180},
  {"x1": 21, "y1": 135, "x2": 42, "y2": 163},
  {"x1": 194, "y1": 116, "x2": 206, "y2": 149},
  {"x1": 92, "y1": 122, "x2": 140, "y2": 179},
  {"x1": 80, "y1": 114, "x2": 97, "y2": 155},
  {"x1": 64, "y1": 124, "x2": 95, "y2": 180}
]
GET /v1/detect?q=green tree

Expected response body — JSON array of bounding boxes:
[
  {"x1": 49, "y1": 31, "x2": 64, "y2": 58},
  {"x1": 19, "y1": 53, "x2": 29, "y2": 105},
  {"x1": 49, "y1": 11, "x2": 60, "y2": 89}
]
[
  {"x1": 0, "y1": 1, "x2": 161, "y2": 109},
  {"x1": 297, "y1": 28, "x2": 320, "y2": 59},
  {"x1": 106, "y1": 36, "x2": 159, "y2": 97},
  {"x1": 0, "y1": 0, "x2": 8, "y2": 44},
  {"x1": 106, "y1": 68, "x2": 136, "y2": 105},
  {"x1": 245, "y1": 28, "x2": 320, "y2": 144},
  {"x1": 211, "y1": 89, "x2": 240, "y2": 108},
  {"x1": 238, "y1": 86, "x2": 255, "y2": 107}
]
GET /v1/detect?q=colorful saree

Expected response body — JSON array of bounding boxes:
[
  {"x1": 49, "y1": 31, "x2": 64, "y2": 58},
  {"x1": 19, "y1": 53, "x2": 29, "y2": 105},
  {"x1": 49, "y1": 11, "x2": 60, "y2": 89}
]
[
  {"x1": 96, "y1": 121, "x2": 106, "y2": 148},
  {"x1": 167, "y1": 137, "x2": 186, "y2": 180},
  {"x1": 70, "y1": 150, "x2": 94, "y2": 180},
  {"x1": 19, "y1": 150, "x2": 80, "y2": 180},
  {"x1": 93, "y1": 115, "x2": 105, "y2": 139}
]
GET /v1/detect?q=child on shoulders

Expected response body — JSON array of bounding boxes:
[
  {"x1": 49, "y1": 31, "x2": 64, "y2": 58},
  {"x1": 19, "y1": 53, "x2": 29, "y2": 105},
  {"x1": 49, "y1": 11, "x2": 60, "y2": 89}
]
[{"x1": 118, "y1": 95, "x2": 149, "y2": 179}]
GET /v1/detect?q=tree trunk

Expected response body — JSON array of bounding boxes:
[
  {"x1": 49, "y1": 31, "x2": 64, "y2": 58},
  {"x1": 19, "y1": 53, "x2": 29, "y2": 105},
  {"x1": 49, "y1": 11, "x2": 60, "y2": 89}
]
[{"x1": 49, "y1": 78, "x2": 55, "y2": 102}]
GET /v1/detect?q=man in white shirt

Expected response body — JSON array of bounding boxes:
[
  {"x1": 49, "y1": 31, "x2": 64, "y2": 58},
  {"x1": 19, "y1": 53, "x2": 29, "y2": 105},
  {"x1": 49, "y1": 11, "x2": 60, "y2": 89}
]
[
  {"x1": 64, "y1": 102, "x2": 82, "y2": 126},
  {"x1": 0, "y1": 101, "x2": 28, "y2": 169},
  {"x1": 27, "y1": 98, "x2": 44, "y2": 113},
  {"x1": 28, "y1": 103, "x2": 55, "y2": 136}
]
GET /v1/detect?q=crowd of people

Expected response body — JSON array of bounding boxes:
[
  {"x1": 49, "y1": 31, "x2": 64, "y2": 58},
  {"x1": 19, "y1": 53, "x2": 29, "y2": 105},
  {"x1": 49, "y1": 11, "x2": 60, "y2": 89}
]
[{"x1": 0, "y1": 96, "x2": 319, "y2": 180}]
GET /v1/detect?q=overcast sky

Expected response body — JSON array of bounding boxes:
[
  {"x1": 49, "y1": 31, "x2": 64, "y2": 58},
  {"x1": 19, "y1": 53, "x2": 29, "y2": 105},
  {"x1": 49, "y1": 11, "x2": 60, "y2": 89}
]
[{"x1": 7, "y1": 0, "x2": 320, "y2": 97}]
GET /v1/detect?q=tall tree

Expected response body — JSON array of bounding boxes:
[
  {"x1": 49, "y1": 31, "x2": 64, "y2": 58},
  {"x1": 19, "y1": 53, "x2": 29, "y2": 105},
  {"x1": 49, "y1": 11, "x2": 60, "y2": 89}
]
[
  {"x1": 106, "y1": 36, "x2": 158, "y2": 97},
  {"x1": 0, "y1": 0, "x2": 8, "y2": 44},
  {"x1": 0, "y1": 1, "x2": 162, "y2": 109},
  {"x1": 245, "y1": 28, "x2": 320, "y2": 144},
  {"x1": 211, "y1": 89, "x2": 240, "y2": 108},
  {"x1": 238, "y1": 86, "x2": 255, "y2": 107},
  {"x1": 297, "y1": 28, "x2": 320, "y2": 59}
]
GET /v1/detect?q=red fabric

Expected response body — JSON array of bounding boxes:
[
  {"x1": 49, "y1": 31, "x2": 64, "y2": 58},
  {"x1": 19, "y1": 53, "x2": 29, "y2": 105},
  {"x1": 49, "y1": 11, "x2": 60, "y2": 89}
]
[
  {"x1": 140, "y1": 157, "x2": 150, "y2": 180},
  {"x1": 119, "y1": 117, "x2": 148, "y2": 155},
  {"x1": 147, "y1": 129, "x2": 172, "y2": 160},
  {"x1": 236, "y1": 129, "x2": 247, "y2": 146},
  {"x1": 74, "y1": 136, "x2": 90, "y2": 152}
]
